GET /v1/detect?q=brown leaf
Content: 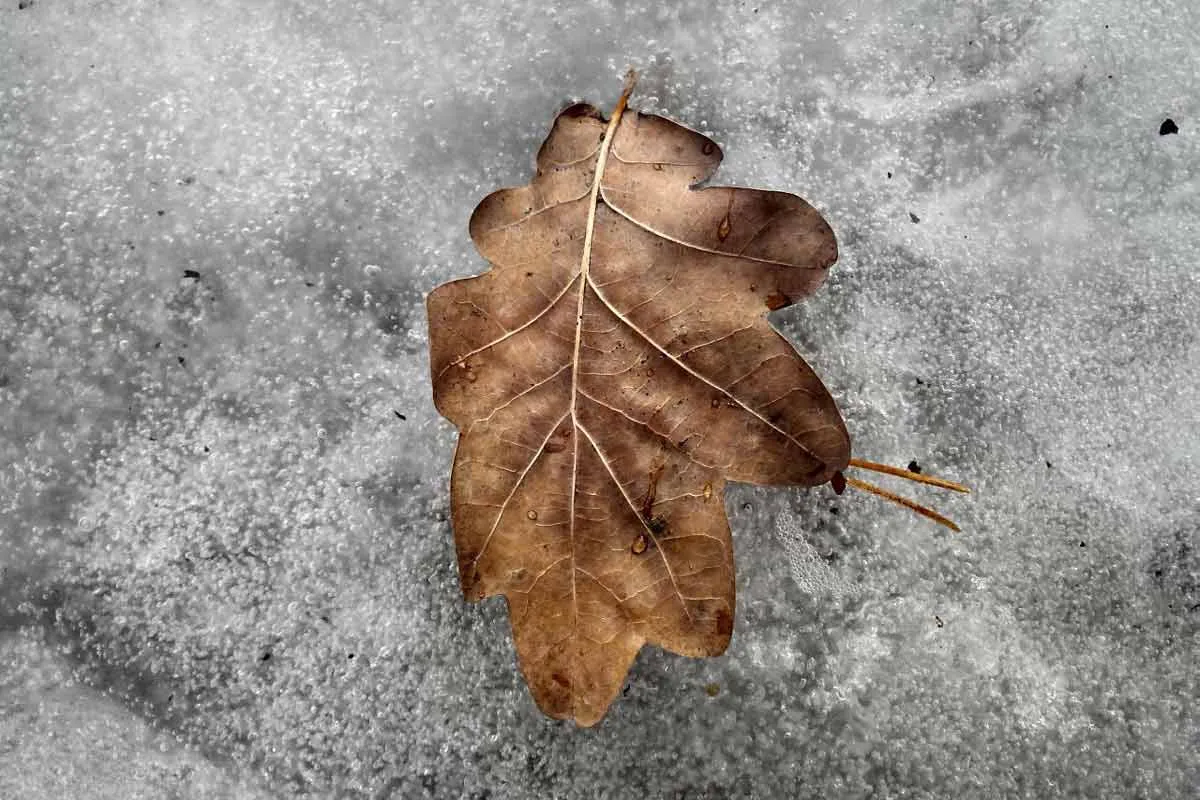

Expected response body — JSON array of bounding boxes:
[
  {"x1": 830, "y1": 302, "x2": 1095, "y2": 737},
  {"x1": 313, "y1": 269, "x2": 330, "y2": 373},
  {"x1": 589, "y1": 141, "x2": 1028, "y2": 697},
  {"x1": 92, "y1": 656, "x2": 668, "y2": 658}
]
[{"x1": 427, "y1": 76, "x2": 849, "y2": 726}]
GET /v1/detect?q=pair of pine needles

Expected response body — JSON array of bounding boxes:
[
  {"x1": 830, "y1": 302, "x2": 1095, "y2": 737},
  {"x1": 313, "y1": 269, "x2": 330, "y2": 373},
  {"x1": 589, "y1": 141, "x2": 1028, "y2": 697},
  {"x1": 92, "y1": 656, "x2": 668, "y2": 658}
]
[{"x1": 841, "y1": 458, "x2": 970, "y2": 531}]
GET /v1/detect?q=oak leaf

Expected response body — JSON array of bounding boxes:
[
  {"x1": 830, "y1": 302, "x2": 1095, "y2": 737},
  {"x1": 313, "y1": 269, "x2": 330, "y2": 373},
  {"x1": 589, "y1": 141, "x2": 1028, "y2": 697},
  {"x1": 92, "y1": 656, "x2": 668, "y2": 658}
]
[{"x1": 427, "y1": 76, "x2": 851, "y2": 725}]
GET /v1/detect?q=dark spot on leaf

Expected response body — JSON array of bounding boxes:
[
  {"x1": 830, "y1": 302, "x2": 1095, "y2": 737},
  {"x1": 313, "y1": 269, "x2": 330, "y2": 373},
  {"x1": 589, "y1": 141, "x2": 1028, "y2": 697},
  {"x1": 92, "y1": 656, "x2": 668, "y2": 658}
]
[
  {"x1": 717, "y1": 214, "x2": 732, "y2": 241},
  {"x1": 561, "y1": 103, "x2": 600, "y2": 119},
  {"x1": 641, "y1": 463, "x2": 664, "y2": 518},
  {"x1": 551, "y1": 671, "x2": 570, "y2": 688},
  {"x1": 715, "y1": 606, "x2": 733, "y2": 637},
  {"x1": 1160, "y1": 118, "x2": 1179, "y2": 135},
  {"x1": 701, "y1": 141, "x2": 715, "y2": 155},
  {"x1": 647, "y1": 516, "x2": 667, "y2": 535},
  {"x1": 765, "y1": 292, "x2": 789, "y2": 310}
]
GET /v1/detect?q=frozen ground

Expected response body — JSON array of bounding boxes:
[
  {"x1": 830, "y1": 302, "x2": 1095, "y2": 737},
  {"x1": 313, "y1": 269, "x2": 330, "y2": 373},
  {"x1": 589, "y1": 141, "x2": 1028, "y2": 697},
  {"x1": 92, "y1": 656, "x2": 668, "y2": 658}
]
[{"x1": 1, "y1": 0, "x2": 1197, "y2": 797}]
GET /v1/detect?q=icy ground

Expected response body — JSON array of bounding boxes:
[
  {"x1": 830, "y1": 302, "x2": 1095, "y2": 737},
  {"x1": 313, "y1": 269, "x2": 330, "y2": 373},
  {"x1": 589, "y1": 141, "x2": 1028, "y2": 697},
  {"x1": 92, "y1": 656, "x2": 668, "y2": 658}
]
[{"x1": 2, "y1": 0, "x2": 1197, "y2": 797}]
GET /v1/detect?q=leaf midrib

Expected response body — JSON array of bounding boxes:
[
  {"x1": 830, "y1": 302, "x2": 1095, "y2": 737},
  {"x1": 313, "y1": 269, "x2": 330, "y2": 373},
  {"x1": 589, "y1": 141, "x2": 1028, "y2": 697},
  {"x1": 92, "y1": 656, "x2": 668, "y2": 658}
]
[{"x1": 564, "y1": 90, "x2": 632, "y2": 716}]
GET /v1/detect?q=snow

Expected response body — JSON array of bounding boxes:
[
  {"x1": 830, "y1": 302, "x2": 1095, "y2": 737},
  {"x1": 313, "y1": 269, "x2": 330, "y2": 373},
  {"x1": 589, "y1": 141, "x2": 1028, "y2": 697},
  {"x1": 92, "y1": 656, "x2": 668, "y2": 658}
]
[{"x1": 1, "y1": 0, "x2": 1196, "y2": 797}]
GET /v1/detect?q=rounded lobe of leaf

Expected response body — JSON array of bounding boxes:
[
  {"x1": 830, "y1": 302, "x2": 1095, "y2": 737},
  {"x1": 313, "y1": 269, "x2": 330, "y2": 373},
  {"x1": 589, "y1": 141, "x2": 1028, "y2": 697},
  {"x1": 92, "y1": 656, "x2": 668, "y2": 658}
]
[{"x1": 536, "y1": 103, "x2": 606, "y2": 172}]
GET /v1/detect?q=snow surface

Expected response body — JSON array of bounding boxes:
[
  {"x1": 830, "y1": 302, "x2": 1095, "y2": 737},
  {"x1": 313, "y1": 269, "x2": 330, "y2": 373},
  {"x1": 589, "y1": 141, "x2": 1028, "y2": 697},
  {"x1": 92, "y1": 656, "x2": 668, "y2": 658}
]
[{"x1": 1, "y1": 0, "x2": 1197, "y2": 797}]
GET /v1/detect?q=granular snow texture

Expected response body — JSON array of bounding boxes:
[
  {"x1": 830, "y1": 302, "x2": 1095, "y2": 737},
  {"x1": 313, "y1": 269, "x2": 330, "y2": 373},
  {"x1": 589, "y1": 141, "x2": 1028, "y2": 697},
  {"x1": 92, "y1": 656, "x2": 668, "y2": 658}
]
[{"x1": 1, "y1": 1, "x2": 1196, "y2": 798}]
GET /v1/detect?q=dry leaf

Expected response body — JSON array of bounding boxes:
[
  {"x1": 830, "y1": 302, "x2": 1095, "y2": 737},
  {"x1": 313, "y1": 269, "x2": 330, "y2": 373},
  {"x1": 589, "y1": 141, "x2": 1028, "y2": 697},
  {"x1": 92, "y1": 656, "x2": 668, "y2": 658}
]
[{"x1": 427, "y1": 75, "x2": 851, "y2": 725}]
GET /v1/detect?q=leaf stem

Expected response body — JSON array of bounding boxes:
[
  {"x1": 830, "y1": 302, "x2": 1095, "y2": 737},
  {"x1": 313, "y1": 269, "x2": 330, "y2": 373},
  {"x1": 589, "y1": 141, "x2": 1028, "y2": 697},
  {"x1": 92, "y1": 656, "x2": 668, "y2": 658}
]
[{"x1": 618, "y1": 68, "x2": 638, "y2": 109}]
